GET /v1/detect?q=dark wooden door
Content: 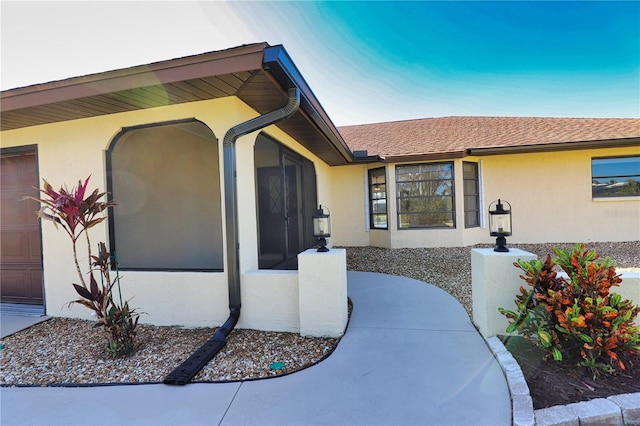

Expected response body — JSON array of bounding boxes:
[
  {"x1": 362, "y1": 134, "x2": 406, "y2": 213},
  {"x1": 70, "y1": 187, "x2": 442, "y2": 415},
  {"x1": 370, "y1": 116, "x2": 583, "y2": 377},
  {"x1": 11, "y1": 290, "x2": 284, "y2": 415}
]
[{"x1": 1, "y1": 150, "x2": 43, "y2": 304}]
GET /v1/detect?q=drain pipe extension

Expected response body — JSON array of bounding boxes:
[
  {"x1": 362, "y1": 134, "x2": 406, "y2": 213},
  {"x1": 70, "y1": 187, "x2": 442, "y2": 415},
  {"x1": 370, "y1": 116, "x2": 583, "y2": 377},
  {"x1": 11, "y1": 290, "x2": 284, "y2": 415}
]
[{"x1": 164, "y1": 88, "x2": 300, "y2": 385}]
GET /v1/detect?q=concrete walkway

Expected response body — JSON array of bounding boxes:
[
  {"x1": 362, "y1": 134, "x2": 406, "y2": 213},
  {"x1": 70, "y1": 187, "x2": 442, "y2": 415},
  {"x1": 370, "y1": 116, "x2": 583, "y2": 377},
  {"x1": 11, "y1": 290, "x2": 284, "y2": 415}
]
[{"x1": 1, "y1": 271, "x2": 511, "y2": 426}]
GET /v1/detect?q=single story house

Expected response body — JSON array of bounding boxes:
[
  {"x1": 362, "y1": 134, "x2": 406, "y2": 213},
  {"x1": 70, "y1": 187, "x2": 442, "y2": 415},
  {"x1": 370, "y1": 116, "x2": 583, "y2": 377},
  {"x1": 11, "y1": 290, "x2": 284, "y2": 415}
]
[
  {"x1": 338, "y1": 116, "x2": 640, "y2": 248},
  {"x1": 2, "y1": 42, "x2": 639, "y2": 329}
]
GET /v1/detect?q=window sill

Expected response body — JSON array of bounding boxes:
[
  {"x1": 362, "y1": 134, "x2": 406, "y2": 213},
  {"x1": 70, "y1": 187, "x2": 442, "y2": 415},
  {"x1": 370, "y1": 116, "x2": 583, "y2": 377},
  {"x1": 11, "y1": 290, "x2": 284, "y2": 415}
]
[
  {"x1": 592, "y1": 196, "x2": 640, "y2": 202},
  {"x1": 398, "y1": 226, "x2": 456, "y2": 230},
  {"x1": 115, "y1": 268, "x2": 224, "y2": 273}
]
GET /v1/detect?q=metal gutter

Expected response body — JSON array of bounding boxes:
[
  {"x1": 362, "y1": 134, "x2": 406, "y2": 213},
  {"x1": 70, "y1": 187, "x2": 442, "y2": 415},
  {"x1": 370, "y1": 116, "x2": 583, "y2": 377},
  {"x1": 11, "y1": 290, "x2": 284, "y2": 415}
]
[
  {"x1": 164, "y1": 87, "x2": 300, "y2": 385},
  {"x1": 466, "y1": 137, "x2": 640, "y2": 156},
  {"x1": 380, "y1": 151, "x2": 467, "y2": 163},
  {"x1": 262, "y1": 45, "x2": 355, "y2": 164}
]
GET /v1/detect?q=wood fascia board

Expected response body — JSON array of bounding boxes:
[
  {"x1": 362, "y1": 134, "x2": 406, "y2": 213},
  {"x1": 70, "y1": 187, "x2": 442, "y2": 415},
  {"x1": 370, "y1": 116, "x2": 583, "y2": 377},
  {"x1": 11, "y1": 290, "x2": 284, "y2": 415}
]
[
  {"x1": 1, "y1": 44, "x2": 267, "y2": 111},
  {"x1": 263, "y1": 45, "x2": 354, "y2": 165}
]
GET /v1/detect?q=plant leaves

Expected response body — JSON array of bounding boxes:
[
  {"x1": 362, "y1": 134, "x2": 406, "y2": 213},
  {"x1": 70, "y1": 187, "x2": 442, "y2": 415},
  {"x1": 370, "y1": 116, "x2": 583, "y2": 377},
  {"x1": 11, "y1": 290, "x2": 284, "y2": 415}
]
[
  {"x1": 73, "y1": 284, "x2": 93, "y2": 300},
  {"x1": 578, "y1": 333, "x2": 593, "y2": 343},
  {"x1": 89, "y1": 273, "x2": 99, "y2": 300},
  {"x1": 538, "y1": 329, "x2": 553, "y2": 348}
]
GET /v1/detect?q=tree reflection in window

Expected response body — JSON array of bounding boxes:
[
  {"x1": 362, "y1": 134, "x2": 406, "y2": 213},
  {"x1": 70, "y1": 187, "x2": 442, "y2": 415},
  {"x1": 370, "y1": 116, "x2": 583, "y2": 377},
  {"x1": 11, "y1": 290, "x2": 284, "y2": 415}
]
[
  {"x1": 396, "y1": 162, "x2": 455, "y2": 228},
  {"x1": 592, "y1": 156, "x2": 640, "y2": 198}
]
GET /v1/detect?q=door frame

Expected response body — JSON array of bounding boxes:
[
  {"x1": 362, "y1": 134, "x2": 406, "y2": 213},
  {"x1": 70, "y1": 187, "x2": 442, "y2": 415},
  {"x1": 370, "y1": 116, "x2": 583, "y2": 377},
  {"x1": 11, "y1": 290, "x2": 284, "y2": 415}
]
[
  {"x1": 1, "y1": 144, "x2": 45, "y2": 307},
  {"x1": 254, "y1": 135, "x2": 317, "y2": 270}
]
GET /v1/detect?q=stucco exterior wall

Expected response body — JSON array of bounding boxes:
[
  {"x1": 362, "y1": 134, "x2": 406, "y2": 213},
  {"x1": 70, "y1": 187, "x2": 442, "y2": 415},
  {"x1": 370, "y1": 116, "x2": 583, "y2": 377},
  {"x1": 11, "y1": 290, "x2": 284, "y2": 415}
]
[
  {"x1": 333, "y1": 147, "x2": 639, "y2": 250},
  {"x1": 478, "y1": 146, "x2": 640, "y2": 244},
  {"x1": 1, "y1": 97, "x2": 253, "y2": 325},
  {"x1": 1, "y1": 96, "x2": 343, "y2": 329},
  {"x1": 318, "y1": 160, "x2": 489, "y2": 249},
  {"x1": 328, "y1": 165, "x2": 370, "y2": 247}
]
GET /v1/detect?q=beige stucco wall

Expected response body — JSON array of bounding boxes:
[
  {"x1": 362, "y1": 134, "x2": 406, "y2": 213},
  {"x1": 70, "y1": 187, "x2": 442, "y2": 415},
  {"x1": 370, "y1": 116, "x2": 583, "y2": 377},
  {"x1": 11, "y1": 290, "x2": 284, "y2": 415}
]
[
  {"x1": 0, "y1": 96, "x2": 343, "y2": 328},
  {"x1": 478, "y1": 146, "x2": 640, "y2": 244},
  {"x1": 328, "y1": 164, "x2": 370, "y2": 247},
  {"x1": 335, "y1": 160, "x2": 488, "y2": 249},
  {"x1": 1, "y1": 97, "x2": 252, "y2": 325},
  {"x1": 3, "y1": 97, "x2": 638, "y2": 329},
  {"x1": 334, "y1": 147, "x2": 639, "y2": 249}
]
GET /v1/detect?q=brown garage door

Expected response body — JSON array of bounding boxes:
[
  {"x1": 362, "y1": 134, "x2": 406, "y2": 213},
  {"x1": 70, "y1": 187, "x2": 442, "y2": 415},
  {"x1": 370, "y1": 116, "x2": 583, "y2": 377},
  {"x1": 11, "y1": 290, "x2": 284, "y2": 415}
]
[{"x1": 1, "y1": 149, "x2": 43, "y2": 304}]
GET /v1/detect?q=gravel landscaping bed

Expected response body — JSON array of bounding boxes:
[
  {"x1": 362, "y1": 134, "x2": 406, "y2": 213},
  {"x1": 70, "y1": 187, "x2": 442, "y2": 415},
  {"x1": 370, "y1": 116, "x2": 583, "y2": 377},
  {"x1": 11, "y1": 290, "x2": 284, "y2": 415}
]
[
  {"x1": 0, "y1": 319, "x2": 338, "y2": 386},
  {"x1": 345, "y1": 241, "x2": 640, "y2": 316},
  {"x1": 1, "y1": 241, "x2": 637, "y2": 386}
]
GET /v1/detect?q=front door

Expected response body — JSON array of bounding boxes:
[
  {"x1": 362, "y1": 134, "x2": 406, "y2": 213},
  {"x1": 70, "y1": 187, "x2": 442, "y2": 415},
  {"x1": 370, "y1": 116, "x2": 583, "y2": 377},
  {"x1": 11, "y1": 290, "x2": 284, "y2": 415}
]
[
  {"x1": 1, "y1": 148, "x2": 44, "y2": 304},
  {"x1": 255, "y1": 136, "x2": 317, "y2": 270}
]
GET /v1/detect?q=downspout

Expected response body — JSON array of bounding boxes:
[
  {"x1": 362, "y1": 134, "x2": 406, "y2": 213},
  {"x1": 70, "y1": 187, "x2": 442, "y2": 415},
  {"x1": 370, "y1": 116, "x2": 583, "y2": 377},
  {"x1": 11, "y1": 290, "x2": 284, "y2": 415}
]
[
  {"x1": 223, "y1": 87, "x2": 300, "y2": 313},
  {"x1": 164, "y1": 87, "x2": 300, "y2": 385}
]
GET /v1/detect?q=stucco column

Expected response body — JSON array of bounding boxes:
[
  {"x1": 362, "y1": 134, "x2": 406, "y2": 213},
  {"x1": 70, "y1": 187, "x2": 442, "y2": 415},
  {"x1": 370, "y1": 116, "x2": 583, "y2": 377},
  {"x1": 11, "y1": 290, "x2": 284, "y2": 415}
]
[
  {"x1": 471, "y1": 248, "x2": 537, "y2": 338},
  {"x1": 298, "y1": 248, "x2": 348, "y2": 338}
]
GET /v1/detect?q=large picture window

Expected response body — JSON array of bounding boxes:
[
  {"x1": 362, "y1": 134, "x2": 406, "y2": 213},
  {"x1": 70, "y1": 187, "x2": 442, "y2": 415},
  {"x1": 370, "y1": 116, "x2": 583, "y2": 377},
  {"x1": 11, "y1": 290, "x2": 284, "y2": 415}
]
[
  {"x1": 592, "y1": 156, "x2": 640, "y2": 198},
  {"x1": 396, "y1": 162, "x2": 455, "y2": 229},
  {"x1": 368, "y1": 167, "x2": 387, "y2": 229},
  {"x1": 463, "y1": 162, "x2": 480, "y2": 228},
  {"x1": 107, "y1": 120, "x2": 223, "y2": 271}
]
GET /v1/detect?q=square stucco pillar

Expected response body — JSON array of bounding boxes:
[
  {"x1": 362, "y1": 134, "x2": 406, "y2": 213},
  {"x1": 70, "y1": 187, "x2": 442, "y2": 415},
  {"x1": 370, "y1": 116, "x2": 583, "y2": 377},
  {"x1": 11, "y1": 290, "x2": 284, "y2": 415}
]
[
  {"x1": 472, "y1": 248, "x2": 537, "y2": 338},
  {"x1": 298, "y1": 248, "x2": 348, "y2": 338}
]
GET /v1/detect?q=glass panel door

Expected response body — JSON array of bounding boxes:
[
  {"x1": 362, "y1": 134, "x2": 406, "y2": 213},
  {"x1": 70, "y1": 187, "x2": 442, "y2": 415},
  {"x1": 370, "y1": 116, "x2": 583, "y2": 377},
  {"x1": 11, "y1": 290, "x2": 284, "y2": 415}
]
[
  {"x1": 255, "y1": 135, "x2": 316, "y2": 270},
  {"x1": 284, "y1": 156, "x2": 304, "y2": 266}
]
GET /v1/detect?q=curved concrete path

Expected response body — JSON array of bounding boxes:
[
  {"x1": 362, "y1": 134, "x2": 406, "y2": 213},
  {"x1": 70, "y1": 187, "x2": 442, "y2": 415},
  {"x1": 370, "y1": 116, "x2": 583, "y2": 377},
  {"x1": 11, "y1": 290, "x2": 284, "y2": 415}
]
[{"x1": 1, "y1": 271, "x2": 510, "y2": 425}]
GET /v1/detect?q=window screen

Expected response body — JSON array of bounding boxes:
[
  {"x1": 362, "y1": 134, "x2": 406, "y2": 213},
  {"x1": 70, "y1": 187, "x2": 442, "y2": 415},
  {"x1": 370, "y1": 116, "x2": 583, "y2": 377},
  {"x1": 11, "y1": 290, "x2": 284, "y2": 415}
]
[{"x1": 107, "y1": 121, "x2": 223, "y2": 270}]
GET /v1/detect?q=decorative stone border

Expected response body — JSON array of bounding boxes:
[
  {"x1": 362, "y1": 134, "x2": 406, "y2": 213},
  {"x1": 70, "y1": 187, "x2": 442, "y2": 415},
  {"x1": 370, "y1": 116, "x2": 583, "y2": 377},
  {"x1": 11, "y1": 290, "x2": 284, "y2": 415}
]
[{"x1": 486, "y1": 336, "x2": 640, "y2": 426}]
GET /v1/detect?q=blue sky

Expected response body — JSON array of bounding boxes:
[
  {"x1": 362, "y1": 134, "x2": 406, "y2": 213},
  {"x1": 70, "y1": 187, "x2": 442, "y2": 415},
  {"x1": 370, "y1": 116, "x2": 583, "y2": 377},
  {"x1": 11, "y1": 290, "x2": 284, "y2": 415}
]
[{"x1": 1, "y1": 1, "x2": 638, "y2": 125}]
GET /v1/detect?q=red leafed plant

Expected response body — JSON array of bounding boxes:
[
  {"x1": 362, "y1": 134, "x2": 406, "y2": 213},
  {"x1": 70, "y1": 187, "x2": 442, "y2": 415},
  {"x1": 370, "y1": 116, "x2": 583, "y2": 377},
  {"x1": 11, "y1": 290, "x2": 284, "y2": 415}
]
[
  {"x1": 27, "y1": 176, "x2": 140, "y2": 357},
  {"x1": 499, "y1": 243, "x2": 640, "y2": 377}
]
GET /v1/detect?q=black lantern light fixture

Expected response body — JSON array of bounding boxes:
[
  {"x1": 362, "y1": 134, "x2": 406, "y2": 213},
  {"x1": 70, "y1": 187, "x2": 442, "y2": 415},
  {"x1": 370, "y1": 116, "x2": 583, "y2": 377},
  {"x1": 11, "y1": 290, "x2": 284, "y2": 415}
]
[
  {"x1": 313, "y1": 205, "x2": 331, "y2": 252},
  {"x1": 488, "y1": 199, "x2": 512, "y2": 252}
]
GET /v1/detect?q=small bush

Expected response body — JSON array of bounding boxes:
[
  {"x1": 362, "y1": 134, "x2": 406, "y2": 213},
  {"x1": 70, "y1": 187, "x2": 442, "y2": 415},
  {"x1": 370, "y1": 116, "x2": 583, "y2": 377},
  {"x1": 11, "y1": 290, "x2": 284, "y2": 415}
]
[
  {"x1": 27, "y1": 176, "x2": 140, "y2": 357},
  {"x1": 499, "y1": 243, "x2": 640, "y2": 377}
]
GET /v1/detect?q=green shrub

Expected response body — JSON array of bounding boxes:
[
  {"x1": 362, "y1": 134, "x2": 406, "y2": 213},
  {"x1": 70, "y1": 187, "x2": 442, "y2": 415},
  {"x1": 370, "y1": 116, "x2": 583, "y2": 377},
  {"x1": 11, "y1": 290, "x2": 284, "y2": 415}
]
[{"x1": 499, "y1": 243, "x2": 640, "y2": 377}]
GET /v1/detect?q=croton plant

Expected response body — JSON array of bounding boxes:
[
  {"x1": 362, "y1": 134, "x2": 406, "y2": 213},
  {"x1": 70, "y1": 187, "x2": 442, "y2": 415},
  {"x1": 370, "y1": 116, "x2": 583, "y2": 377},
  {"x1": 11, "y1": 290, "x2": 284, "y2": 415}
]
[
  {"x1": 499, "y1": 243, "x2": 640, "y2": 377},
  {"x1": 27, "y1": 176, "x2": 140, "y2": 357}
]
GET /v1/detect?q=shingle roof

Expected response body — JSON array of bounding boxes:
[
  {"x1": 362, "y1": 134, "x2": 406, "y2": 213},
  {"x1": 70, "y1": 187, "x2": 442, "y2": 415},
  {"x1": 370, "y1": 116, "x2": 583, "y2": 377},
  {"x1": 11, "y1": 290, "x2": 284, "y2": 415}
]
[{"x1": 338, "y1": 116, "x2": 640, "y2": 161}]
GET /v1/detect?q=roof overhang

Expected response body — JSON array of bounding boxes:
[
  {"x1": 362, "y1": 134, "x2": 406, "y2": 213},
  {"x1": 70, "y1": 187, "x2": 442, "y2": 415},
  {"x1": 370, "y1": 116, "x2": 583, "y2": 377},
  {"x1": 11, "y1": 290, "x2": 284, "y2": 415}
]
[
  {"x1": 466, "y1": 137, "x2": 640, "y2": 156},
  {"x1": 1, "y1": 43, "x2": 354, "y2": 166},
  {"x1": 379, "y1": 151, "x2": 466, "y2": 163},
  {"x1": 367, "y1": 137, "x2": 640, "y2": 163}
]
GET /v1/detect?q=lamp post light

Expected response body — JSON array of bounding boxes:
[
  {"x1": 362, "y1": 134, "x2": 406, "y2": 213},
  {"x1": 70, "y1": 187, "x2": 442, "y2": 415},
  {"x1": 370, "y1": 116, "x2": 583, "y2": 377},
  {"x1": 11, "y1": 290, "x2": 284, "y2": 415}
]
[
  {"x1": 313, "y1": 205, "x2": 331, "y2": 252},
  {"x1": 488, "y1": 199, "x2": 512, "y2": 252}
]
